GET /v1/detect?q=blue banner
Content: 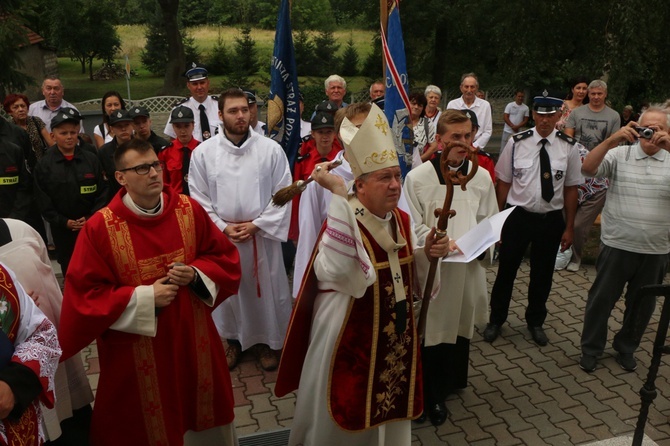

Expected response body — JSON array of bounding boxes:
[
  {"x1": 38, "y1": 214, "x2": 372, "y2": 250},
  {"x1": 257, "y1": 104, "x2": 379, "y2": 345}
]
[
  {"x1": 382, "y1": 0, "x2": 413, "y2": 178},
  {"x1": 267, "y1": 0, "x2": 301, "y2": 167}
]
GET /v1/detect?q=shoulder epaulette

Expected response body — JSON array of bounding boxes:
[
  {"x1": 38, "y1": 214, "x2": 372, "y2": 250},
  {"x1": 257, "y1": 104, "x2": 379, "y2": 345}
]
[
  {"x1": 301, "y1": 135, "x2": 312, "y2": 144},
  {"x1": 210, "y1": 95, "x2": 218, "y2": 101},
  {"x1": 161, "y1": 142, "x2": 174, "y2": 152},
  {"x1": 176, "y1": 98, "x2": 188, "y2": 106},
  {"x1": 555, "y1": 131, "x2": 577, "y2": 145},
  {"x1": 513, "y1": 129, "x2": 533, "y2": 142}
]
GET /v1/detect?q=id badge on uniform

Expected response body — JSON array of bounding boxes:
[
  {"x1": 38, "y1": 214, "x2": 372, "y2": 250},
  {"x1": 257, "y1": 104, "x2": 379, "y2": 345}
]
[{"x1": 81, "y1": 185, "x2": 97, "y2": 194}]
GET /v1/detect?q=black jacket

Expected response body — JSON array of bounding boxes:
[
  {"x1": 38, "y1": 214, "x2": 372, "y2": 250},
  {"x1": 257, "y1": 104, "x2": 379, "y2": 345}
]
[
  {"x1": 0, "y1": 141, "x2": 32, "y2": 220},
  {"x1": 33, "y1": 146, "x2": 108, "y2": 229}
]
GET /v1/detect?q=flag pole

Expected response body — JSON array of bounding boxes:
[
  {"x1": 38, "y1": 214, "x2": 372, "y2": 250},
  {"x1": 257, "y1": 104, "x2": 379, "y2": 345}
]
[{"x1": 381, "y1": 0, "x2": 388, "y2": 78}]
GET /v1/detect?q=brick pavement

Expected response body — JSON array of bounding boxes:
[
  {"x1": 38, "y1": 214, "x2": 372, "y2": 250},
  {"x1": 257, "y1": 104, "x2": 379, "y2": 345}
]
[{"x1": 78, "y1": 261, "x2": 670, "y2": 445}]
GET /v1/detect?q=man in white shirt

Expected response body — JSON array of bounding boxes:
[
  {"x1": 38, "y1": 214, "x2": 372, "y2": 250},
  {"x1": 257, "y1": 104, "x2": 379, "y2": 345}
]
[
  {"x1": 484, "y1": 92, "x2": 583, "y2": 346},
  {"x1": 446, "y1": 73, "x2": 493, "y2": 149},
  {"x1": 579, "y1": 108, "x2": 670, "y2": 373},
  {"x1": 163, "y1": 64, "x2": 221, "y2": 142},
  {"x1": 501, "y1": 90, "x2": 530, "y2": 152},
  {"x1": 28, "y1": 76, "x2": 80, "y2": 133}
]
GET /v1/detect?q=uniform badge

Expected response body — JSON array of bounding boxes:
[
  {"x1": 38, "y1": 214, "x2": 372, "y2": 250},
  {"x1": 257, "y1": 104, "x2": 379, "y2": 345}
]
[
  {"x1": 203, "y1": 131, "x2": 211, "y2": 140},
  {"x1": 543, "y1": 172, "x2": 551, "y2": 179},
  {"x1": 355, "y1": 208, "x2": 364, "y2": 216},
  {"x1": 555, "y1": 170, "x2": 563, "y2": 180}
]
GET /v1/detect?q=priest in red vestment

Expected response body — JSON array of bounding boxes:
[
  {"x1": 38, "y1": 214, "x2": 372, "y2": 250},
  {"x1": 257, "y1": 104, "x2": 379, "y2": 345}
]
[
  {"x1": 276, "y1": 104, "x2": 453, "y2": 446},
  {"x1": 59, "y1": 138, "x2": 242, "y2": 446}
]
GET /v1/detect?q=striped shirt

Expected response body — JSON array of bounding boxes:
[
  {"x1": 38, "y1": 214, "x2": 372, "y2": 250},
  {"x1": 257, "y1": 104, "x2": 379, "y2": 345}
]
[{"x1": 594, "y1": 143, "x2": 670, "y2": 254}]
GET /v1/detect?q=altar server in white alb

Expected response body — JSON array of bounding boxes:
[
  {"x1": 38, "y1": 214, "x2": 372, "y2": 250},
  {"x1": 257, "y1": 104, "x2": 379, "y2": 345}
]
[
  {"x1": 189, "y1": 88, "x2": 293, "y2": 371},
  {"x1": 403, "y1": 109, "x2": 498, "y2": 426}
]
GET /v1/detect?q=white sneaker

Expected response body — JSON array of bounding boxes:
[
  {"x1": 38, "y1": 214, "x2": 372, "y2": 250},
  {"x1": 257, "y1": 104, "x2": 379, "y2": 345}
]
[{"x1": 566, "y1": 262, "x2": 580, "y2": 272}]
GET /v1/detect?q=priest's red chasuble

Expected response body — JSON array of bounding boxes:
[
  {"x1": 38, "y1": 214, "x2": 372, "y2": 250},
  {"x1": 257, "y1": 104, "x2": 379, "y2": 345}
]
[{"x1": 60, "y1": 188, "x2": 241, "y2": 446}]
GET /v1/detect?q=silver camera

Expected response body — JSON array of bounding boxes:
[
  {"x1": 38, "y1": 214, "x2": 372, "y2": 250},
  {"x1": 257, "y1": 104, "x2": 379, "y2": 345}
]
[{"x1": 635, "y1": 127, "x2": 654, "y2": 139}]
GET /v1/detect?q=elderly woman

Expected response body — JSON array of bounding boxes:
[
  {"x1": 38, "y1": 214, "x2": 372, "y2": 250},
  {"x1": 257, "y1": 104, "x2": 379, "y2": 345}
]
[
  {"x1": 3, "y1": 93, "x2": 54, "y2": 166},
  {"x1": 409, "y1": 92, "x2": 438, "y2": 168},
  {"x1": 424, "y1": 85, "x2": 442, "y2": 130},
  {"x1": 94, "y1": 91, "x2": 126, "y2": 148}
]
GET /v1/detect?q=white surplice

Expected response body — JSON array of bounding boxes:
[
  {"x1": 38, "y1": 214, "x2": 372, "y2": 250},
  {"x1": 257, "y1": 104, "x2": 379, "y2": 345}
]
[
  {"x1": 189, "y1": 128, "x2": 292, "y2": 350},
  {"x1": 403, "y1": 161, "x2": 498, "y2": 345},
  {"x1": 0, "y1": 219, "x2": 93, "y2": 441}
]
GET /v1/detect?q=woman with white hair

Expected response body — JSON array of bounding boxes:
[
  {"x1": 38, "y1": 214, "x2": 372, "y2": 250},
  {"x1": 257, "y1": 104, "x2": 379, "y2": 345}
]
[{"x1": 424, "y1": 85, "x2": 442, "y2": 129}]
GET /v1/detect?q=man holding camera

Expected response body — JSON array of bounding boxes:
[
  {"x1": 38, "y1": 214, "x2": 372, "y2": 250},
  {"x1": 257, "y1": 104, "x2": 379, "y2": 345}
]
[{"x1": 579, "y1": 107, "x2": 670, "y2": 373}]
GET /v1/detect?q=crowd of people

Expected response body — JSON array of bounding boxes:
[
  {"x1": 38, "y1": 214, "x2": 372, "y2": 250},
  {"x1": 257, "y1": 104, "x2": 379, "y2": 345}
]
[{"x1": 0, "y1": 67, "x2": 668, "y2": 446}]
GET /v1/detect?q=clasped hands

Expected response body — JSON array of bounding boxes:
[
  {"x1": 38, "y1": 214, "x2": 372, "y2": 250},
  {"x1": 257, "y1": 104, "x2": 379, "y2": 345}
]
[{"x1": 153, "y1": 262, "x2": 196, "y2": 308}]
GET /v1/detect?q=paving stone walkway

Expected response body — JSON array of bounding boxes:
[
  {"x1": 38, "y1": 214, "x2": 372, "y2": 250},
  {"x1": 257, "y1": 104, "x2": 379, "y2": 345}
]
[{"x1": 79, "y1": 261, "x2": 670, "y2": 445}]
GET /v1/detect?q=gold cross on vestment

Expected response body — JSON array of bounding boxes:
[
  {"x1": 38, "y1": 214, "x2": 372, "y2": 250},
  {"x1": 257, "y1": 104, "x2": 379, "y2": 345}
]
[{"x1": 375, "y1": 114, "x2": 389, "y2": 135}]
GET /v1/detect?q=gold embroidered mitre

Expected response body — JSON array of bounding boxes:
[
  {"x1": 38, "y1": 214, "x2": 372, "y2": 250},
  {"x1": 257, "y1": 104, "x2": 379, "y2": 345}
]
[{"x1": 339, "y1": 103, "x2": 398, "y2": 179}]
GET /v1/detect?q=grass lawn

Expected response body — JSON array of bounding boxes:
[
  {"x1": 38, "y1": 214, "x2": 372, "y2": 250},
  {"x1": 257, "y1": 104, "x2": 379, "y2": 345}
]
[{"x1": 62, "y1": 25, "x2": 375, "y2": 103}]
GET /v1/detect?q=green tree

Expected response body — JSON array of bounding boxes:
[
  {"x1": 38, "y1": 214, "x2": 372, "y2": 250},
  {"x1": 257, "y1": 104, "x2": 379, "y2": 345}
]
[
  {"x1": 155, "y1": 0, "x2": 186, "y2": 94},
  {"x1": 206, "y1": 31, "x2": 230, "y2": 75},
  {"x1": 293, "y1": 30, "x2": 316, "y2": 76},
  {"x1": 362, "y1": 34, "x2": 383, "y2": 80},
  {"x1": 312, "y1": 30, "x2": 340, "y2": 77},
  {"x1": 292, "y1": 0, "x2": 336, "y2": 31},
  {"x1": 179, "y1": 0, "x2": 213, "y2": 27},
  {"x1": 209, "y1": 0, "x2": 277, "y2": 28},
  {"x1": 340, "y1": 36, "x2": 359, "y2": 77},
  {"x1": 117, "y1": 0, "x2": 154, "y2": 24},
  {"x1": 330, "y1": 0, "x2": 372, "y2": 27},
  {"x1": 223, "y1": 25, "x2": 259, "y2": 90},
  {"x1": 231, "y1": 25, "x2": 259, "y2": 77},
  {"x1": 52, "y1": 0, "x2": 121, "y2": 80},
  {"x1": 141, "y1": 6, "x2": 200, "y2": 78},
  {"x1": 0, "y1": 4, "x2": 32, "y2": 98}
]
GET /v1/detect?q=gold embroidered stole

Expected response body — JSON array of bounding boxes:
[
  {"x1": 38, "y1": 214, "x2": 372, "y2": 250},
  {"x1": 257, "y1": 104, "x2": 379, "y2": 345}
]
[{"x1": 348, "y1": 196, "x2": 407, "y2": 306}]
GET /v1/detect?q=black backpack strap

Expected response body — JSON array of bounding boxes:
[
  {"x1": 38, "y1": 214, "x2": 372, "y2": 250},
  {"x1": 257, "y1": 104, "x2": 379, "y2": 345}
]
[{"x1": 0, "y1": 220, "x2": 12, "y2": 247}]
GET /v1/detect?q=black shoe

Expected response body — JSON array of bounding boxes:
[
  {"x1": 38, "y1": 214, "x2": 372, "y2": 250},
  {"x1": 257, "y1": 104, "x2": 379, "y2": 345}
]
[
  {"x1": 483, "y1": 323, "x2": 501, "y2": 343},
  {"x1": 528, "y1": 326, "x2": 548, "y2": 346},
  {"x1": 579, "y1": 354, "x2": 597, "y2": 373},
  {"x1": 414, "y1": 412, "x2": 427, "y2": 424},
  {"x1": 428, "y1": 403, "x2": 448, "y2": 427},
  {"x1": 616, "y1": 353, "x2": 637, "y2": 372}
]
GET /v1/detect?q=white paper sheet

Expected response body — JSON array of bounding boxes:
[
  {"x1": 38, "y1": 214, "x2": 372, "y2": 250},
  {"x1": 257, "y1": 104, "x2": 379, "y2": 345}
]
[{"x1": 442, "y1": 206, "x2": 516, "y2": 263}]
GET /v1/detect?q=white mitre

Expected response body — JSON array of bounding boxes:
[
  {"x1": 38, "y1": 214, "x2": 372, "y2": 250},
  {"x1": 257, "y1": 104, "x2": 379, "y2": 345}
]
[{"x1": 339, "y1": 103, "x2": 399, "y2": 179}]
